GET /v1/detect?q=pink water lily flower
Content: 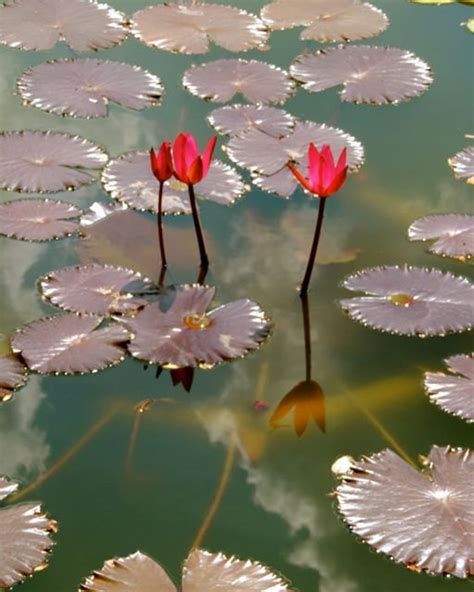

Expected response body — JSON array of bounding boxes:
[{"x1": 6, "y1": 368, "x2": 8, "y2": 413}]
[
  {"x1": 173, "y1": 133, "x2": 217, "y2": 185},
  {"x1": 289, "y1": 143, "x2": 347, "y2": 198},
  {"x1": 150, "y1": 141, "x2": 173, "y2": 183}
]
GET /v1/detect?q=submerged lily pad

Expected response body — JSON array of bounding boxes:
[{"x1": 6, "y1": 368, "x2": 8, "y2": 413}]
[
  {"x1": 131, "y1": 3, "x2": 268, "y2": 54},
  {"x1": 183, "y1": 59, "x2": 295, "y2": 104},
  {"x1": 335, "y1": 446, "x2": 474, "y2": 578},
  {"x1": 0, "y1": 354, "x2": 27, "y2": 400},
  {"x1": 17, "y1": 59, "x2": 163, "y2": 119},
  {"x1": 0, "y1": 131, "x2": 107, "y2": 193},
  {"x1": 261, "y1": 0, "x2": 389, "y2": 42},
  {"x1": 449, "y1": 147, "x2": 474, "y2": 184},
  {"x1": 424, "y1": 354, "x2": 474, "y2": 422},
  {"x1": 0, "y1": 199, "x2": 81, "y2": 241},
  {"x1": 290, "y1": 45, "x2": 433, "y2": 104},
  {"x1": 408, "y1": 214, "x2": 474, "y2": 260},
  {"x1": 0, "y1": 476, "x2": 56, "y2": 588},
  {"x1": 80, "y1": 548, "x2": 291, "y2": 591},
  {"x1": 102, "y1": 151, "x2": 247, "y2": 214},
  {"x1": 339, "y1": 266, "x2": 474, "y2": 336},
  {"x1": 208, "y1": 104, "x2": 295, "y2": 137},
  {"x1": 0, "y1": 0, "x2": 127, "y2": 51},
  {"x1": 40, "y1": 264, "x2": 154, "y2": 316},
  {"x1": 11, "y1": 314, "x2": 130, "y2": 375},
  {"x1": 122, "y1": 284, "x2": 271, "y2": 369}
]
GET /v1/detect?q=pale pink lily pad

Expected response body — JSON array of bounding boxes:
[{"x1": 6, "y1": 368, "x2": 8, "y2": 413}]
[
  {"x1": 424, "y1": 354, "x2": 474, "y2": 422},
  {"x1": 102, "y1": 151, "x2": 247, "y2": 214},
  {"x1": 17, "y1": 59, "x2": 163, "y2": 119},
  {"x1": 0, "y1": 476, "x2": 56, "y2": 588},
  {"x1": 335, "y1": 446, "x2": 474, "y2": 578},
  {"x1": 261, "y1": 0, "x2": 388, "y2": 42},
  {"x1": 80, "y1": 548, "x2": 292, "y2": 591},
  {"x1": 183, "y1": 59, "x2": 295, "y2": 104},
  {"x1": 131, "y1": 3, "x2": 268, "y2": 55},
  {"x1": 0, "y1": 354, "x2": 27, "y2": 398},
  {"x1": 449, "y1": 147, "x2": 474, "y2": 184},
  {"x1": 0, "y1": 199, "x2": 81, "y2": 241},
  {"x1": 408, "y1": 214, "x2": 474, "y2": 260},
  {"x1": 11, "y1": 314, "x2": 130, "y2": 375},
  {"x1": 0, "y1": 0, "x2": 127, "y2": 51},
  {"x1": 40, "y1": 264, "x2": 154, "y2": 316},
  {"x1": 0, "y1": 131, "x2": 108, "y2": 193},
  {"x1": 339, "y1": 265, "x2": 474, "y2": 336},
  {"x1": 123, "y1": 284, "x2": 271, "y2": 369},
  {"x1": 80, "y1": 201, "x2": 128, "y2": 227},
  {"x1": 208, "y1": 104, "x2": 295, "y2": 137},
  {"x1": 290, "y1": 46, "x2": 433, "y2": 104}
]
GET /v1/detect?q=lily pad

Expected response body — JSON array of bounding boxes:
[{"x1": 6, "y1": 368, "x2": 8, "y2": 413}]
[
  {"x1": 261, "y1": 0, "x2": 389, "y2": 42},
  {"x1": 17, "y1": 59, "x2": 163, "y2": 119},
  {"x1": 0, "y1": 354, "x2": 27, "y2": 400},
  {"x1": 40, "y1": 264, "x2": 154, "y2": 316},
  {"x1": 102, "y1": 151, "x2": 247, "y2": 214},
  {"x1": 11, "y1": 314, "x2": 130, "y2": 375},
  {"x1": 449, "y1": 147, "x2": 474, "y2": 184},
  {"x1": 0, "y1": 131, "x2": 108, "y2": 193},
  {"x1": 335, "y1": 446, "x2": 474, "y2": 578},
  {"x1": 208, "y1": 104, "x2": 295, "y2": 137},
  {"x1": 131, "y1": 3, "x2": 268, "y2": 54},
  {"x1": 0, "y1": 476, "x2": 56, "y2": 588},
  {"x1": 424, "y1": 354, "x2": 474, "y2": 422},
  {"x1": 80, "y1": 201, "x2": 128, "y2": 227},
  {"x1": 183, "y1": 59, "x2": 295, "y2": 104},
  {"x1": 290, "y1": 45, "x2": 433, "y2": 104},
  {"x1": 339, "y1": 265, "x2": 474, "y2": 336},
  {"x1": 0, "y1": 0, "x2": 127, "y2": 51},
  {"x1": 408, "y1": 214, "x2": 474, "y2": 260},
  {"x1": 0, "y1": 199, "x2": 81, "y2": 241}
]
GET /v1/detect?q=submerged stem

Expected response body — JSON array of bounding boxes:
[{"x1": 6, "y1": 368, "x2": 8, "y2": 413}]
[
  {"x1": 300, "y1": 198, "x2": 327, "y2": 297},
  {"x1": 157, "y1": 181, "x2": 167, "y2": 283},
  {"x1": 188, "y1": 183, "x2": 209, "y2": 270}
]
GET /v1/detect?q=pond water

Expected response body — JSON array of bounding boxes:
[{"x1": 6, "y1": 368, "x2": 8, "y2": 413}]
[{"x1": 0, "y1": 0, "x2": 473, "y2": 590}]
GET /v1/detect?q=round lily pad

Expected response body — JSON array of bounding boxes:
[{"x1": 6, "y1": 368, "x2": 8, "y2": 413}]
[
  {"x1": 0, "y1": 354, "x2": 27, "y2": 400},
  {"x1": 449, "y1": 146, "x2": 474, "y2": 184},
  {"x1": 408, "y1": 214, "x2": 474, "y2": 260},
  {"x1": 208, "y1": 104, "x2": 296, "y2": 137}
]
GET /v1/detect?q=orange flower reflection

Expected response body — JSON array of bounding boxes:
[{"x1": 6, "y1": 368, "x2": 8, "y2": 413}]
[{"x1": 270, "y1": 379, "x2": 325, "y2": 436}]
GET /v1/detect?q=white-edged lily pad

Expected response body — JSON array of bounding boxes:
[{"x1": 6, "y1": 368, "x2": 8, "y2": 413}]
[
  {"x1": 122, "y1": 284, "x2": 271, "y2": 369},
  {"x1": 335, "y1": 446, "x2": 474, "y2": 578},
  {"x1": 408, "y1": 214, "x2": 474, "y2": 260},
  {"x1": 102, "y1": 151, "x2": 247, "y2": 214},
  {"x1": 0, "y1": 476, "x2": 56, "y2": 588},
  {"x1": 0, "y1": 354, "x2": 27, "y2": 400},
  {"x1": 208, "y1": 104, "x2": 295, "y2": 137},
  {"x1": 261, "y1": 0, "x2": 389, "y2": 42},
  {"x1": 11, "y1": 314, "x2": 130, "y2": 375},
  {"x1": 80, "y1": 201, "x2": 128, "y2": 227},
  {"x1": 226, "y1": 120, "x2": 364, "y2": 197},
  {"x1": 0, "y1": 199, "x2": 81, "y2": 241},
  {"x1": 183, "y1": 59, "x2": 295, "y2": 104},
  {"x1": 80, "y1": 548, "x2": 291, "y2": 591},
  {"x1": 17, "y1": 59, "x2": 163, "y2": 119},
  {"x1": 449, "y1": 147, "x2": 474, "y2": 184},
  {"x1": 131, "y1": 3, "x2": 268, "y2": 54},
  {"x1": 425, "y1": 354, "x2": 474, "y2": 422},
  {"x1": 40, "y1": 264, "x2": 154, "y2": 316},
  {"x1": 0, "y1": 131, "x2": 107, "y2": 193},
  {"x1": 339, "y1": 265, "x2": 474, "y2": 336},
  {"x1": 0, "y1": 0, "x2": 127, "y2": 51},
  {"x1": 290, "y1": 45, "x2": 433, "y2": 104}
]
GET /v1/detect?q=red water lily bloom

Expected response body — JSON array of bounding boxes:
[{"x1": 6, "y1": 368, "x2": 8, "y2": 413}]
[
  {"x1": 150, "y1": 142, "x2": 173, "y2": 183},
  {"x1": 289, "y1": 143, "x2": 348, "y2": 198},
  {"x1": 173, "y1": 133, "x2": 217, "y2": 185}
]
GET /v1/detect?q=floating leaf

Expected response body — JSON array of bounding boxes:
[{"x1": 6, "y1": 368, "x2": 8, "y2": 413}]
[
  {"x1": 0, "y1": 131, "x2": 107, "y2": 193},
  {"x1": 425, "y1": 354, "x2": 474, "y2": 422},
  {"x1": 408, "y1": 214, "x2": 474, "y2": 260},
  {"x1": 0, "y1": 199, "x2": 81, "y2": 241},
  {"x1": 183, "y1": 59, "x2": 295, "y2": 104},
  {"x1": 123, "y1": 285, "x2": 271, "y2": 369},
  {"x1": 226, "y1": 120, "x2": 364, "y2": 197},
  {"x1": 80, "y1": 201, "x2": 128, "y2": 227},
  {"x1": 208, "y1": 104, "x2": 295, "y2": 137},
  {"x1": 40, "y1": 264, "x2": 154, "y2": 316},
  {"x1": 335, "y1": 446, "x2": 474, "y2": 578},
  {"x1": 0, "y1": 354, "x2": 27, "y2": 400},
  {"x1": 339, "y1": 265, "x2": 474, "y2": 336},
  {"x1": 261, "y1": 0, "x2": 388, "y2": 42},
  {"x1": 102, "y1": 151, "x2": 247, "y2": 214},
  {"x1": 11, "y1": 314, "x2": 130, "y2": 374},
  {"x1": 17, "y1": 59, "x2": 163, "y2": 119},
  {"x1": 449, "y1": 146, "x2": 474, "y2": 184},
  {"x1": 80, "y1": 548, "x2": 291, "y2": 591},
  {"x1": 0, "y1": 476, "x2": 56, "y2": 588},
  {"x1": 0, "y1": 0, "x2": 127, "y2": 51},
  {"x1": 131, "y1": 3, "x2": 268, "y2": 54},
  {"x1": 290, "y1": 45, "x2": 433, "y2": 104}
]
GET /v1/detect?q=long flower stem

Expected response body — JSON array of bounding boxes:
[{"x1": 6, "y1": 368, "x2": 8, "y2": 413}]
[
  {"x1": 300, "y1": 198, "x2": 327, "y2": 297},
  {"x1": 188, "y1": 183, "x2": 209, "y2": 270},
  {"x1": 157, "y1": 182, "x2": 167, "y2": 279}
]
